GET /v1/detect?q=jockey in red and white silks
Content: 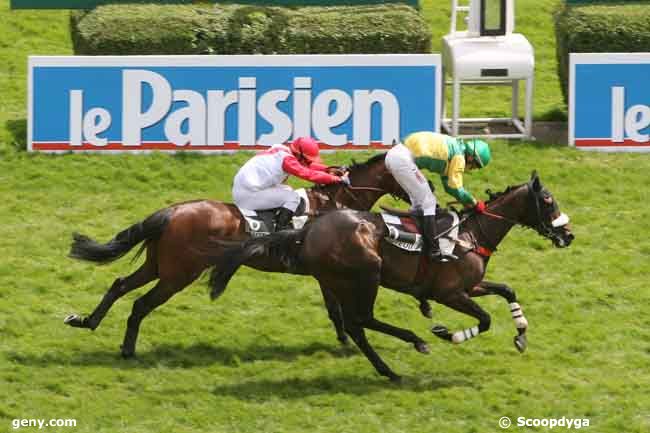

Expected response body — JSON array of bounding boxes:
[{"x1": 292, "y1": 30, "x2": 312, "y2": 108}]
[{"x1": 232, "y1": 137, "x2": 346, "y2": 229}]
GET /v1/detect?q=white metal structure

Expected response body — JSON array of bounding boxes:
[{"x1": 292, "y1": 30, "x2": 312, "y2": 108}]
[{"x1": 442, "y1": 0, "x2": 535, "y2": 138}]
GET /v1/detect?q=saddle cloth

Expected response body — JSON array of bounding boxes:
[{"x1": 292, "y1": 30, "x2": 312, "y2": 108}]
[
  {"x1": 381, "y1": 210, "x2": 460, "y2": 255},
  {"x1": 237, "y1": 188, "x2": 309, "y2": 237}
]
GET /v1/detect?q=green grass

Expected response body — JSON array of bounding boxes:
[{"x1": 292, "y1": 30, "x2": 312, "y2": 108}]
[
  {"x1": 1, "y1": 146, "x2": 650, "y2": 433},
  {"x1": 2, "y1": 1, "x2": 650, "y2": 432}
]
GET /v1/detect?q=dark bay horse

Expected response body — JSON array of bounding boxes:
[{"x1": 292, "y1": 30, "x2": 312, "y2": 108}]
[
  {"x1": 65, "y1": 153, "x2": 410, "y2": 358},
  {"x1": 209, "y1": 172, "x2": 574, "y2": 381}
]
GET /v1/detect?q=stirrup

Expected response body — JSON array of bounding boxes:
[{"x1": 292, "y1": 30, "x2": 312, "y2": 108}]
[{"x1": 429, "y1": 249, "x2": 457, "y2": 263}]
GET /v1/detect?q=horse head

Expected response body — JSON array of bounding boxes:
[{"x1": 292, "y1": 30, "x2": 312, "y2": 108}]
[
  {"x1": 482, "y1": 171, "x2": 573, "y2": 248},
  {"x1": 522, "y1": 171, "x2": 574, "y2": 248}
]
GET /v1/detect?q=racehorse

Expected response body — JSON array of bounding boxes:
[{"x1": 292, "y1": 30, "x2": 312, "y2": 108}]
[
  {"x1": 65, "y1": 153, "x2": 410, "y2": 358},
  {"x1": 209, "y1": 172, "x2": 574, "y2": 381}
]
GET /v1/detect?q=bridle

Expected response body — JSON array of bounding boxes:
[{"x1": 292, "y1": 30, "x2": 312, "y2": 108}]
[{"x1": 473, "y1": 184, "x2": 569, "y2": 243}]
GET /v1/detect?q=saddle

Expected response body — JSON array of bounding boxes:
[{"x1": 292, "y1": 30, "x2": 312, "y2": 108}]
[
  {"x1": 380, "y1": 206, "x2": 460, "y2": 255},
  {"x1": 237, "y1": 189, "x2": 309, "y2": 237}
]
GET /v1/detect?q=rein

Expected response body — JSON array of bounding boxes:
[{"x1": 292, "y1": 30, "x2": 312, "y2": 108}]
[
  {"x1": 465, "y1": 188, "x2": 521, "y2": 255},
  {"x1": 346, "y1": 185, "x2": 385, "y2": 193},
  {"x1": 340, "y1": 185, "x2": 385, "y2": 208},
  {"x1": 480, "y1": 207, "x2": 519, "y2": 225}
]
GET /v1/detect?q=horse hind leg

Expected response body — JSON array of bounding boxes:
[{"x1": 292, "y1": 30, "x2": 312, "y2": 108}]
[
  {"x1": 65, "y1": 252, "x2": 158, "y2": 331},
  {"x1": 331, "y1": 275, "x2": 401, "y2": 381},
  {"x1": 120, "y1": 279, "x2": 182, "y2": 358}
]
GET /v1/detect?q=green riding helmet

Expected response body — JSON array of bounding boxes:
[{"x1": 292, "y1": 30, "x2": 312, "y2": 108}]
[{"x1": 465, "y1": 139, "x2": 491, "y2": 168}]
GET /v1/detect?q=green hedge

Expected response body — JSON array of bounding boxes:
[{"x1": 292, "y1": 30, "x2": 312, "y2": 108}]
[
  {"x1": 71, "y1": 3, "x2": 431, "y2": 55},
  {"x1": 554, "y1": 3, "x2": 650, "y2": 103}
]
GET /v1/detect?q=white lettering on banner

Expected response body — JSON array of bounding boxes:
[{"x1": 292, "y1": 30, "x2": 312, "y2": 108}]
[
  {"x1": 68, "y1": 70, "x2": 400, "y2": 147},
  {"x1": 207, "y1": 90, "x2": 238, "y2": 147},
  {"x1": 123, "y1": 70, "x2": 172, "y2": 146},
  {"x1": 353, "y1": 90, "x2": 400, "y2": 146},
  {"x1": 293, "y1": 77, "x2": 312, "y2": 139},
  {"x1": 611, "y1": 86, "x2": 650, "y2": 143},
  {"x1": 312, "y1": 89, "x2": 353, "y2": 145},
  {"x1": 238, "y1": 77, "x2": 256, "y2": 146},
  {"x1": 69, "y1": 90, "x2": 111, "y2": 147}
]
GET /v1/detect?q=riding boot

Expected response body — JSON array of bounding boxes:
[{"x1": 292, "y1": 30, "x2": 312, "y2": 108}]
[
  {"x1": 275, "y1": 208, "x2": 295, "y2": 231},
  {"x1": 422, "y1": 215, "x2": 445, "y2": 262}
]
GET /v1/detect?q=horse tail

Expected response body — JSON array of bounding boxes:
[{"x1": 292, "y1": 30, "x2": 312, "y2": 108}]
[
  {"x1": 208, "y1": 229, "x2": 306, "y2": 300},
  {"x1": 69, "y1": 208, "x2": 172, "y2": 264}
]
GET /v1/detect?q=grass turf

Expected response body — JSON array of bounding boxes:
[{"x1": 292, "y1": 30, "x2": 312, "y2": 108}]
[{"x1": 1, "y1": 0, "x2": 649, "y2": 432}]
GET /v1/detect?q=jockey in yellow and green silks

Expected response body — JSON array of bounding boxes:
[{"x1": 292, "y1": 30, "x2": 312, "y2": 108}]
[{"x1": 385, "y1": 131, "x2": 491, "y2": 261}]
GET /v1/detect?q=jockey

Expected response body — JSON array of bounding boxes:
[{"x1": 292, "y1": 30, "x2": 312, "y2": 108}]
[
  {"x1": 232, "y1": 137, "x2": 348, "y2": 230},
  {"x1": 385, "y1": 131, "x2": 491, "y2": 261}
]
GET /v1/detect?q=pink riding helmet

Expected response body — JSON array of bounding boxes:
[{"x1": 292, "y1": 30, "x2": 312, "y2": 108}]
[{"x1": 290, "y1": 137, "x2": 322, "y2": 164}]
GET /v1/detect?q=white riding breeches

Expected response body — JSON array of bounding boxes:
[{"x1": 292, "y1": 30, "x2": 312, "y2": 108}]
[
  {"x1": 385, "y1": 143, "x2": 437, "y2": 216},
  {"x1": 232, "y1": 183, "x2": 301, "y2": 212}
]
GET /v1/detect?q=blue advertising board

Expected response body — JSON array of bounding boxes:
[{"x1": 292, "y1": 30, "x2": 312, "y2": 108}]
[
  {"x1": 570, "y1": 53, "x2": 650, "y2": 152},
  {"x1": 28, "y1": 55, "x2": 441, "y2": 153}
]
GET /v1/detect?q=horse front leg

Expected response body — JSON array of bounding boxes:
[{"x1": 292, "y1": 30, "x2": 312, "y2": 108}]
[
  {"x1": 469, "y1": 281, "x2": 529, "y2": 352},
  {"x1": 431, "y1": 292, "x2": 491, "y2": 346}
]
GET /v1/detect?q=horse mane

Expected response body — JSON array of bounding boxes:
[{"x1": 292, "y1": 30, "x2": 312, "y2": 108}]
[
  {"x1": 348, "y1": 152, "x2": 387, "y2": 171},
  {"x1": 312, "y1": 152, "x2": 387, "y2": 193},
  {"x1": 485, "y1": 186, "x2": 515, "y2": 202}
]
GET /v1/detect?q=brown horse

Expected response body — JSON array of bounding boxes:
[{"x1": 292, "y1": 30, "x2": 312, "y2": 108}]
[
  {"x1": 209, "y1": 171, "x2": 574, "y2": 381},
  {"x1": 65, "y1": 153, "x2": 410, "y2": 358}
]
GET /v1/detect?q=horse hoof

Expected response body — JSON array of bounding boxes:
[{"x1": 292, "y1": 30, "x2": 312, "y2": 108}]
[
  {"x1": 64, "y1": 314, "x2": 84, "y2": 327},
  {"x1": 419, "y1": 302, "x2": 433, "y2": 319},
  {"x1": 431, "y1": 325, "x2": 451, "y2": 341},
  {"x1": 514, "y1": 334, "x2": 527, "y2": 353},
  {"x1": 387, "y1": 373, "x2": 402, "y2": 383},
  {"x1": 414, "y1": 341, "x2": 430, "y2": 354},
  {"x1": 120, "y1": 345, "x2": 135, "y2": 359},
  {"x1": 338, "y1": 335, "x2": 350, "y2": 346}
]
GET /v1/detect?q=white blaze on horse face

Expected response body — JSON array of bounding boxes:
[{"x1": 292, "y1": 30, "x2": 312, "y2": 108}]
[{"x1": 551, "y1": 213, "x2": 569, "y2": 228}]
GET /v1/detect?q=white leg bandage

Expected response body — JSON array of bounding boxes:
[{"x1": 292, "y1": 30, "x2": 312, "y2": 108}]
[
  {"x1": 510, "y1": 302, "x2": 528, "y2": 329},
  {"x1": 451, "y1": 326, "x2": 479, "y2": 344}
]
